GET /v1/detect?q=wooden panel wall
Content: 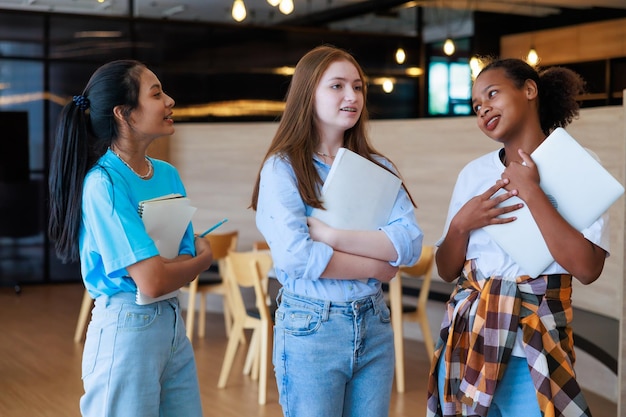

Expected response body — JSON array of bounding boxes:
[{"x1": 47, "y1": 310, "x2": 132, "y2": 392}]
[
  {"x1": 501, "y1": 17, "x2": 626, "y2": 65},
  {"x1": 170, "y1": 105, "x2": 624, "y2": 321}
]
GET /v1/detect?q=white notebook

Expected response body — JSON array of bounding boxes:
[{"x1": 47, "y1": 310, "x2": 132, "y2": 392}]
[
  {"x1": 484, "y1": 128, "x2": 624, "y2": 277},
  {"x1": 136, "y1": 194, "x2": 197, "y2": 305},
  {"x1": 311, "y1": 148, "x2": 402, "y2": 230}
]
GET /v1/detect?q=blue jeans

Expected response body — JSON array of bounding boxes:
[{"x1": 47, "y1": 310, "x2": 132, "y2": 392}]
[
  {"x1": 80, "y1": 292, "x2": 202, "y2": 417},
  {"x1": 437, "y1": 348, "x2": 542, "y2": 417},
  {"x1": 273, "y1": 289, "x2": 394, "y2": 417}
]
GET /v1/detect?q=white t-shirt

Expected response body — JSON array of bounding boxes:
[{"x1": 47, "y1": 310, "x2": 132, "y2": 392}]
[{"x1": 438, "y1": 149, "x2": 610, "y2": 356}]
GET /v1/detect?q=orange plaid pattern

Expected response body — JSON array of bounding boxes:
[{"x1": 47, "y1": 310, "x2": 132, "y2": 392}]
[{"x1": 426, "y1": 260, "x2": 591, "y2": 417}]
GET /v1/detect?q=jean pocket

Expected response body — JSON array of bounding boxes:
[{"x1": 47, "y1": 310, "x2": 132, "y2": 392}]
[
  {"x1": 82, "y1": 327, "x2": 102, "y2": 379},
  {"x1": 118, "y1": 305, "x2": 158, "y2": 331},
  {"x1": 275, "y1": 305, "x2": 322, "y2": 336}
]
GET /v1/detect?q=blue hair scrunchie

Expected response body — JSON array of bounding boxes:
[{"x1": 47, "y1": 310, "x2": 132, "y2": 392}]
[{"x1": 73, "y1": 95, "x2": 90, "y2": 111}]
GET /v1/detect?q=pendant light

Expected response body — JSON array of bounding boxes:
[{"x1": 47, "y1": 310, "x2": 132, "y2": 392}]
[
  {"x1": 395, "y1": 47, "x2": 406, "y2": 65},
  {"x1": 443, "y1": 38, "x2": 455, "y2": 56},
  {"x1": 526, "y1": 46, "x2": 539, "y2": 66},
  {"x1": 231, "y1": 0, "x2": 246, "y2": 22},
  {"x1": 526, "y1": 0, "x2": 539, "y2": 65},
  {"x1": 279, "y1": 0, "x2": 294, "y2": 15}
]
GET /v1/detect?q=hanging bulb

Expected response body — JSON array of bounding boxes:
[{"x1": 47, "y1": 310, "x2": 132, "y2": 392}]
[
  {"x1": 279, "y1": 0, "x2": 294, "y2": 15},
  {"x1": 395, "y1": 48, "x2": 406, "y2": 65},
  {"x1": 382, "y1": 79, "x2": 394, "y2": 93},
  {"x1": 267, "y1": 0, "x2": 280, "y2": 6},
  {"x1": 232, "y1": 0, "x2": 246, "y2": 22},
  {"x1": 527, "y1": 46, "x2": 539, "y2": 66},
  {"x1": 443, "y1": 38, "x2": 455, "y2": 56},
  {"x1": 469, "y1": 56, "x2": 482, "y2": 80}
]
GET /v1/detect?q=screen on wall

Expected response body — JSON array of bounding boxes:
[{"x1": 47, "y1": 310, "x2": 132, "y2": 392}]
[
  {"x1": 0, "y1": 111, "x2": 29, "y2": 183},
  {"x1": 428, "y1": 59, "x2": 472, "y2": 116}
]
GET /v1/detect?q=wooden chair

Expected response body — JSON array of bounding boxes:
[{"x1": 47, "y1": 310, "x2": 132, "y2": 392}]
[
  {"x1": 180, "y1": 230, "x2": 239, "y2": 342},
  {"x1": 74, "y1": 289, "x2": 93, "y2": 343},
  {"x1": 389, "y1": 245, "x2": 436, "y2": 393},
  {"x1": 217, "y1": 250, "x2": 273, "y2": 405},
  {"x1": 252, "y1": 240, "x2": 269, "y2": 251}
]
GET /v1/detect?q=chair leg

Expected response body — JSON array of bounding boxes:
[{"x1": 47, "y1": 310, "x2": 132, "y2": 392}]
[
  {"x1": 258, "y1": 320, "x2": 270, "y2": 405},
  {"x1": 218, "y1": 321, "x2": 244, "y2": 389},
  {"x1": 223, "y1": 294, "x2": 247, "y2": 346},
  {"x1": 389, "y1": 274, "x2": 405, "y2": 393},
  {"x1": 198, "y1": 293, "x2": 207, "y2": 339},
  {"x1": 222, "y1": 292, "x2": 232, "y2": 337},
  {"x1": 418, "y1": 313, "x2": 435, "y2": 362},
  {"x1": 74, "y1": 290, "x2": 93, "y2": 343},
  {"x1": 185, "y1": 281, "x2": 198, "y2": 342},
  {"x1": 244, "y1": 328, "x2": 259, "y2": 377}
]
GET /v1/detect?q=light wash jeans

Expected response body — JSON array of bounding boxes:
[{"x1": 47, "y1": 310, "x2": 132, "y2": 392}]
[
  {"x1": 273, "y1": 289, "x2": 395, "y2": 417},
  {"x1": 80, "y1": 292, "x2": 202, "y2": 417},
  {"x1": 437, "y1": 348, "x2": 542, "y2": 417}
]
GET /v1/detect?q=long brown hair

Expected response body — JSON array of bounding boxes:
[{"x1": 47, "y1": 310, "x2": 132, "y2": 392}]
[{"x1": 250, "y1": 44, "x2": 415, "y2": 210}]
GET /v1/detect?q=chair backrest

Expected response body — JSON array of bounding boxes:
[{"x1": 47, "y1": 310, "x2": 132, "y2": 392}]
[
  {"x1": 400, "y1": 245, "x2": 434, "y2": 279},
  {"x1": 204, "y1": 230, "x2": 239, "y2": 261},
  {"x1": 224, "y1": 251, "x2": 273, "y2": 321},
  {"x1": 399, "y1": 245, "x2": 435, "y2": 307},
  {"x1": 252, "y1": 240, "x2": 270, "y2": 251}
]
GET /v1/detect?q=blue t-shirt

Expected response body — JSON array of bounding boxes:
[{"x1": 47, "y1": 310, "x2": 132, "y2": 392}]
[{"x1": 79, "y1": 149, "x2": 194, "y2": 298}]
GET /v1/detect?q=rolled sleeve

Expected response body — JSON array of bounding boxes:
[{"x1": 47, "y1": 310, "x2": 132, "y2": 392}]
[
  {"x1": 256, "y1": 156, "x2": 333, "y2": 281},
  {"x1": 373, "y1": 156, "x2": 423, "y2": 267},
  {"x1": 381, "y1": 185, "x2": 423, "y2": 267}
]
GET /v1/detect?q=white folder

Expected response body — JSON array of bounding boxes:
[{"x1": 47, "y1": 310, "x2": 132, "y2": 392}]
[
  {"x1": 311, "y1": 148, "x2": 402, "y2": 230},
  {"x1": 483, "y1": 127, "x2": 624, "y2": 277}
]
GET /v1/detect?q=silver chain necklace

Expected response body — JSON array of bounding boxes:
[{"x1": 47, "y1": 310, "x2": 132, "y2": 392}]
[
  {"x1": 315, "y1": 151, "x2": 335, "y2": 159},
  {"x1": 110, "y1": 147, "x2": 153, "y2": 179}
]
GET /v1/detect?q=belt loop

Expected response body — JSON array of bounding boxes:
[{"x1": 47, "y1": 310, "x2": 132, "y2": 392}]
[
  {"x1": 276, "y1": 287, "x2": 284, "y2": 307},
  {"x1": 370, "y1": 294, "x2": 379, "y2": 315},
  {"x1": 103, "y1": 295, "x2": 112, "y2": 307},
  {"x1": 321, "y1": 300, "x2": 331, "y2": 321}
]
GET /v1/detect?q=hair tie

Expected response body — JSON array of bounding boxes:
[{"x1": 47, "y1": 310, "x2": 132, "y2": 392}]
[{"x1": 73, "y1": 95, "x2": 90, "y2": 111}]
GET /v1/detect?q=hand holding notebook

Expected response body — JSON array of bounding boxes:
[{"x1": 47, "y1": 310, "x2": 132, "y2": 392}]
[
  {"x1": 484, "y1": 128, "x2": 624, "y2": 277},
  {"x1": 136, "y1": 193, "x2": 197, "y2": 304},
  {"x1": 311, "y1": 148, "x2": 402, "y2": 230}
]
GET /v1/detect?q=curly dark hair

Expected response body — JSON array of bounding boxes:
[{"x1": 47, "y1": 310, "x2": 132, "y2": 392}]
[{"x1": 478, "y1": 58, "x2": 586, "y2": 135}]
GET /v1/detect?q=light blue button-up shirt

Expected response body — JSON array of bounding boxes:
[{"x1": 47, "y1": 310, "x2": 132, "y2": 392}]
[{"x1": 256, "y1": 153, "x2": 423, "y2": 302}]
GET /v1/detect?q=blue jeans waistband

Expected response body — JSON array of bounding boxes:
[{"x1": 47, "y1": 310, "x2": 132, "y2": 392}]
[
  {"x1": 95, "y1": 291, "x2": 179, "y2": 308},
  {"x1": 277, "y1": 288, "x2": 385, "y2": 318}
]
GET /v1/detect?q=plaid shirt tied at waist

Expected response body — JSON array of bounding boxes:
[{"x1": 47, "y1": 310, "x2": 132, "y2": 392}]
[{"x1": 426, "y1": 260, "x2": 591, "y2": 417}]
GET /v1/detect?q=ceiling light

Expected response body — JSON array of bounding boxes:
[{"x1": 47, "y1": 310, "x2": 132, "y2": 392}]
[
  {"x1": 526, "y1": 46, "x2": 539, "y2": 66},
  {"x1": 232, "y1": 0, "x2": 246, "y2": 22},
  {"x1": 405, "y1": 67, "x2": 423, "y2": 77},
  {"x1": 382, "y1": 79, "x2": 394, "y2": 93},
  {"x1": 278, "y1": 0, "x2": 293, "y2": 15},
  {"x1": 469, "y1": 56, "x2": 483, "y2": 80},
  {"x1": 443, "y1": 38, "x2": 455, "y2": 56},
  {"x1": 395, "y1": 48, "x2": 406, "y2": 65},
  {"x1": 266, "y1": 0, "x2": 280, "y2": 6}
]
